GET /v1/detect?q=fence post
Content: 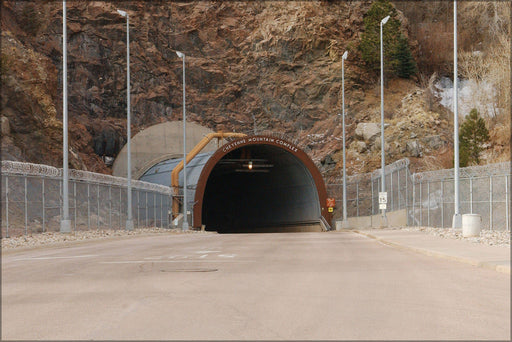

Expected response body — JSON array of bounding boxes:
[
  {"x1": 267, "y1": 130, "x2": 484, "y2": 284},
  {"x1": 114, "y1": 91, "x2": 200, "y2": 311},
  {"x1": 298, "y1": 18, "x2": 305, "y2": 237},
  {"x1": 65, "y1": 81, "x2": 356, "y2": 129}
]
[
  {"x1": 59, "y1": 179, "x2": 62, "y2": 219},
  {"x1": 356, "y1": 181, "x2": 359, "y2": 217},
  {"x1": 109, "y1": 184, "x2": 112, "y2": 229},
  {"x1": 74, "y1": 181, "x2": 77, "y2": 231},
  {"x1": 419, "y1": 181, "x2": 422, "y2": 226},
  {"x1": 441, "y1": 179, "x2": 444, "y2": 228},
  {"x1": 489, "y1": 175, "x2": 493, "y2": 231},
  {"x1": 412, "y1": 175, "x2": 415, "y2": 226},
  {"x1": 390, "y1": 169, "x2": 394, "y2": 211},
  {"x1": 470, "y1": 177, "x2": 473, "y2": 214},
  {"x1": 427, "y1": 181, "x2": 430, "y2": 227},
  {"x1": 87, "y1": 182, "x2": 90, "y2": 231},
  {"x1": 5, "y1": 176, "x2": 9, "y2": 237},
  {"x1": 506, "y1": 175, "x2": 509, "y2": 231},
  {"x1": 136, "y1": 190, "x2": 139, "y2": 229},
  {"x1": 397, "y1": 168, "x2": 401, "y2": 209},
  {"x1": 160, "y1": 194, "x2": 163, "y2": 228},
  {"x1": 371, "y1": 178, "x2": 374, "y2": 216},
  {"x1": 154, "y1": 192, "x2": 156, "y2": 227},
  {"x1": 145, "y1": 191, "x2": 148, "y2": 227},
  {"x1": 42, "y1": 178, "x2": 45, "y2": 233},
  {"x1": 405, "y1": 168, "x2": 414, "y2": 223},
  {"x1": 97, "y1": 184, "x2": 100, "y2": 229},
  {"x1": 119, "y1": 186, "x2": 122, "y2": 229},
  {"x1": 24, "y1": 175, "x2": 28, "y2": 235}
]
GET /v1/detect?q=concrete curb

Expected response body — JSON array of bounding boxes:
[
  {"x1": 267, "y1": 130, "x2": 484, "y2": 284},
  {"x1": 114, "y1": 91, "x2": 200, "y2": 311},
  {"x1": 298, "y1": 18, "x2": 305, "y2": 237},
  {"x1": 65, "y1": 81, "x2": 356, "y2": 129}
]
[
  {"x1": 1, "y1": 229, "x2": 215, "y2": 255},
  {"x1": 352, "y1": 230, "x2": 511, "y2": 275}
]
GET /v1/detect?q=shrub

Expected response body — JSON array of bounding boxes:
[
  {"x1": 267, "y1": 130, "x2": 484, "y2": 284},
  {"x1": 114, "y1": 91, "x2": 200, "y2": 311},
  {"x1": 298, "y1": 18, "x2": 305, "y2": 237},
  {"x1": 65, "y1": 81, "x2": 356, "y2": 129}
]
[{"x1": 459, "y1": 108, "x2": 490, "y2": 166}]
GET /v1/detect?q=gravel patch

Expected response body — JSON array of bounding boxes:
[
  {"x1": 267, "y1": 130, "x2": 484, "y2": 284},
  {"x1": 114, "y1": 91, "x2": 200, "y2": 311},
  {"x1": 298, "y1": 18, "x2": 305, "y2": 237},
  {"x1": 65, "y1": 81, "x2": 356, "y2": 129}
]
[
  {"x1": 1, "y1": 228, "x2": 212, "y2": 250},
  {"x1": 389, "y1": 226, "x2": 510, "y2": 247}
]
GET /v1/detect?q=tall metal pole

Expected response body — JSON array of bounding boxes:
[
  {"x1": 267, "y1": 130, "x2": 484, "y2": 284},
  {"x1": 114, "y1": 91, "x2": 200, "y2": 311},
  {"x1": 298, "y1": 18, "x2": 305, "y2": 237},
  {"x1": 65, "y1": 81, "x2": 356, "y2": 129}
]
[
  {"x1": 60, "y1": 0, "x2": 71, "y2": 233},
  {"x1": 341, "y1": 51, "x2": 349, "y2": 229},
  {"x1": 380, "y1": 15, "x2": 390, "y2": 227},
  {"x1": 176, "y1": 51, "x2": 188, "y2": 231},
  {"x1": 452, "y1": 0, "x2": 462, "y2": 228},
  {"x1": 118, "y1": 9, "x2": 133, "y2": 231}
]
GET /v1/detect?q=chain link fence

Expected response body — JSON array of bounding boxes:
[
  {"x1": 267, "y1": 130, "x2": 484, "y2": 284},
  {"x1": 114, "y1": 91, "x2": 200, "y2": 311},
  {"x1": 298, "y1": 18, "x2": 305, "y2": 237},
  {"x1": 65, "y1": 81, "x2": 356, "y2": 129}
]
[
  {"x1": 327, "y1": 159, "x2": 510, "y2": 231},
  {"x1": 411, "y1": 162, "x2": 510, "y2": 230},
  {"x1": 1, "y1": 161, "x2": 172, "y2": 238}
]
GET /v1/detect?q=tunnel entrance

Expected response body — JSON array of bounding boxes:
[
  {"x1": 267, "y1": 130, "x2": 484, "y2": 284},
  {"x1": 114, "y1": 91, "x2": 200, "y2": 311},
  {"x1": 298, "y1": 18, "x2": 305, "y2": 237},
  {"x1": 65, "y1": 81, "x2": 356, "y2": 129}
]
[{"x1": 193, "y1": 136, "x2": 329, "y2": 233}]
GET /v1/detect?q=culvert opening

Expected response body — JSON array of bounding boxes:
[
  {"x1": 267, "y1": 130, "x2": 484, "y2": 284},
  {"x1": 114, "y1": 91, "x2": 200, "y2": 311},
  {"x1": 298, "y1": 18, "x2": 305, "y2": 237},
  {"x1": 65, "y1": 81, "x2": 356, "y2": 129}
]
[{"x1": 195, "y1": 138, "x2": 329, "y2": 233}]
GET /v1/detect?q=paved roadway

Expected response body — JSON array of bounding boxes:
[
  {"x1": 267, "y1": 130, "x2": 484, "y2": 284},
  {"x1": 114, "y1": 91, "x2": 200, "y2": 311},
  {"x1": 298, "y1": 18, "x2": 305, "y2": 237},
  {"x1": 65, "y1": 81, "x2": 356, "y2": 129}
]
[{"x1": 2, "y1": 231, "x2": 510, "y2": 340}]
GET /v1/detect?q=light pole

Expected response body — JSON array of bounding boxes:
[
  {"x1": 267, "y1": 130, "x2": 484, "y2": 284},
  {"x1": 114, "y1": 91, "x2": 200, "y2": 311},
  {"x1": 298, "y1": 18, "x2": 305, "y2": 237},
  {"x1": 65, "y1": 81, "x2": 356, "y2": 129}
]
[
  {"x1": 176, "y1": 50, "x2": 188, "y2": 231},
  {"x1": 341, "y1": 50, "x2": 349, "y2": 229},
  {"x1": 60, "y1": 0, "x2": 71, "y2": 233},
  {"x1": 380, "y1": 15, "x2": 390, "y2": 227},
  {"x1": 452, "y1": 0, "x2": 462, "y2": 229},
  {"x1": 117, "y1": 9, "x2": 133, "y2": 231}
]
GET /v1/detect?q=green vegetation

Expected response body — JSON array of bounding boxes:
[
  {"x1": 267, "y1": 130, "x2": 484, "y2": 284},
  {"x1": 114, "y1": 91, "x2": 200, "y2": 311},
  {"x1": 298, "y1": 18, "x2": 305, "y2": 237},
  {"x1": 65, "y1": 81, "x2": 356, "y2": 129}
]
[
  {"x1": 459, "y1": 108, "x2": 490, "y2": 167},
  {"x1": 358, "y1": 0, "x2": 417, "y2": 79}
]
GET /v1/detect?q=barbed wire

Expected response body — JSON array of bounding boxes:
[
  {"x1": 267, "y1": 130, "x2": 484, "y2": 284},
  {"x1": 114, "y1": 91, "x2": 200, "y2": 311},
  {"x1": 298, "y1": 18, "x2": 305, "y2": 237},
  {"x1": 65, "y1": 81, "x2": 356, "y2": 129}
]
[
  {"x1": 412, "y1": 161, "x2": 510, "y2": 182},
  {"x1": 2, "y1": 161, "x2": 171, "y2": 194}
]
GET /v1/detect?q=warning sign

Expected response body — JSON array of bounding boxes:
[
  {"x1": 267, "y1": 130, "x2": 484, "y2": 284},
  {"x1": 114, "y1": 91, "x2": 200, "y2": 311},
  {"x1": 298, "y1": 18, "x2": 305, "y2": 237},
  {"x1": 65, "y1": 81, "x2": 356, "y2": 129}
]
[
  {"x1": 328, "y1": 207, "x2": 334, "y2": 213},
  {"x1": 327, "y1": 198, "x2": 336, "y2": 208}
]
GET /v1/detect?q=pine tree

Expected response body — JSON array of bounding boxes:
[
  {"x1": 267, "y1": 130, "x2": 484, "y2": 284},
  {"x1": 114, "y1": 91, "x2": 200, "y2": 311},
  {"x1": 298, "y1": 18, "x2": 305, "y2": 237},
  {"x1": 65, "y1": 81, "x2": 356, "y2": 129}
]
[
  {"x1": 459, "y1": 108, "x2": 490, "y2": 166},
  {"x1": 393, "y1": 35, "x2": 417, "y2": 78},
  {"x1": 358, "y1": 0, "x2": 401, "y2": 73}
]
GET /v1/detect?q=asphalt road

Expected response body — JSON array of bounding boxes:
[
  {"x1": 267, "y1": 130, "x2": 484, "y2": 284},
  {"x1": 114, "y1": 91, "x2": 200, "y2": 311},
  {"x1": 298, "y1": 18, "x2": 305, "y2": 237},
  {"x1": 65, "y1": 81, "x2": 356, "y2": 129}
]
[{"x1": 2, "y1": 231, "x2": 510, "y2": 340}]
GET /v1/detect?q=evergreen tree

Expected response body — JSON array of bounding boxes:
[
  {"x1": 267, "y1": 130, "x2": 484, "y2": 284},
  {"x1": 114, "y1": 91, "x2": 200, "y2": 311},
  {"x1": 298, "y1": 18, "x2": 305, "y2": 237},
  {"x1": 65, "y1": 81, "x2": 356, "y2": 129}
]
[
  {"x1": 393, "y1": 35, "x2": 417, "y2": 78},
  {"x1": 358, "y1": 0, "x2": 417, "y2": 79},
  {"x1": 358, "y1": 0, "x2": 401, "y2": 73},
  {"x1": 459, "y1": 108, "x2": 490, "y2": 167}
]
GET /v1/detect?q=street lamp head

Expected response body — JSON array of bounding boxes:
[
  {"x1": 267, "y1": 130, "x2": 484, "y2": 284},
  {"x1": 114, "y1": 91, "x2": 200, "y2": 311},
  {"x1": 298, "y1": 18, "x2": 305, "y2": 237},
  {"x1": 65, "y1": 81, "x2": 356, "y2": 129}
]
[
  {"x1": 381, "y1": 15, "x2": 390, "y2": 25},
  {"x1": 117, "y1": 9, "x2": 127, "y2": 17},
  {"x1": 176, "y1": 51, "x2": 184, "y2": 58},
  {"x1": 342, "y1": 51, "x2": 348, "y2": 60}
]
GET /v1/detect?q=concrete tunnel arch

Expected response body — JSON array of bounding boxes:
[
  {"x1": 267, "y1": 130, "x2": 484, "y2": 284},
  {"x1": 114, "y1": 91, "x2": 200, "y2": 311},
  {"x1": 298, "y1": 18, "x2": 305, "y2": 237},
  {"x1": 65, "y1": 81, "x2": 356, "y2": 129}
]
[{"x1": 193, "y1": 136, "x2": 330, "y2": 233}]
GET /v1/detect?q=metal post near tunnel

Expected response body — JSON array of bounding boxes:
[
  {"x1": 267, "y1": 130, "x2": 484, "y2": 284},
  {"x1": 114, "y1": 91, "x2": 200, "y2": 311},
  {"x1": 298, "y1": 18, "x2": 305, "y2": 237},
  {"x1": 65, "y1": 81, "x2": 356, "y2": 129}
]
[
  {"x1": 341, "y1": 50, "x2": 349, "y2": 229},
  {"x1": 60, "y1": 0, "x2": 71, "y2": 233},
  {"x1": 452, "y1": 0, "x2": 462, "y2": 229},
  {"x1": 117, "y1": 8, "x2": 134, "y2": 231},
  {"x1": 176, "y1": 50, "x2": 188, "y2": 231},
  {"x1": 379, "y1": 15, "x2": 390, "y2": 228}
]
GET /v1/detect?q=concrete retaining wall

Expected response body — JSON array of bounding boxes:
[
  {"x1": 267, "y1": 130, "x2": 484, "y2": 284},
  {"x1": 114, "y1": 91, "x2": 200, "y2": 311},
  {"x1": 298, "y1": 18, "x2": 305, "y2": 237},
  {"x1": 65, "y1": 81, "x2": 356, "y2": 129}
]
[{"x1": 336, "y1": 209, "x2": 408, "y2": 229}]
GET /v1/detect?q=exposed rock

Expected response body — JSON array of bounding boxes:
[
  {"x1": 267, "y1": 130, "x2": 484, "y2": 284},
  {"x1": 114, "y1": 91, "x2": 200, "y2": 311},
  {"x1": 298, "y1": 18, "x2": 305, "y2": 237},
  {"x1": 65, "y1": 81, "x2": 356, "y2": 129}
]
[
  {"x1": 406, "y1": 140, "x2": 422, "y2": 157},
  {"x1": 422, "y1": 135, "x2": 444, "y2": 150},
  {"x1": 1, "y1": 116, "x2": 10, "y2": 135},
  {"x1": 355, "y1": 141, "x2": 367, "y2": 153},
  {"x1": 354, "y1": 123, "x2": 381, "y2": 142}
]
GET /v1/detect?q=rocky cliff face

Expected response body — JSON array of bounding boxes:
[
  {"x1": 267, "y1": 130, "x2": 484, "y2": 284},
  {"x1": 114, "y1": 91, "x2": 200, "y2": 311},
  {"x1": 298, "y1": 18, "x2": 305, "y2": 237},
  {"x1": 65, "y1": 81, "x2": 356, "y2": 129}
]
[{"x1": 1, "y1": 1, "x2": 492, "y2": 178}]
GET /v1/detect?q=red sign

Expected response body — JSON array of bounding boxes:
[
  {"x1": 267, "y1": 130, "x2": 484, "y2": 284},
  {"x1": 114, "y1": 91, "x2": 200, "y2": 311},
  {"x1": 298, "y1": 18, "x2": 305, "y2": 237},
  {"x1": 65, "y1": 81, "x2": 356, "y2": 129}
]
[{"x1": 326, "y1": 198, "x2": 335, "y2": 208}]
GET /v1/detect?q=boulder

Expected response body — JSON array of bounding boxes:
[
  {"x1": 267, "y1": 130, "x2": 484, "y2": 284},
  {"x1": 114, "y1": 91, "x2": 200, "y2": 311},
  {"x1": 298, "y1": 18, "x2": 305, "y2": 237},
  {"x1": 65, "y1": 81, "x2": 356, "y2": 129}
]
[
  {"x1": 355, "y1": 141, "x2": 367, "y2": 153},
  {"x1": 406, "y1": 140, "x2": 422, "y2": 157},
  {"x1": 354, "y1": 123, "x2": 381, "y2": 142},
  {"x1": 422, "y1": 135, "x2": 443, "y2": 150}
]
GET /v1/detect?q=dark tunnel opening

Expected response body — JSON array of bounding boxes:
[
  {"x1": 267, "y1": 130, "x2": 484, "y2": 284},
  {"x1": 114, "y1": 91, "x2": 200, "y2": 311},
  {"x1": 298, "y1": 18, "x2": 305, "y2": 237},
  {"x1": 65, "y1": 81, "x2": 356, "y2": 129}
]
[{"x1": 201, "y1": 145, "x2": 322, "y2": 233}]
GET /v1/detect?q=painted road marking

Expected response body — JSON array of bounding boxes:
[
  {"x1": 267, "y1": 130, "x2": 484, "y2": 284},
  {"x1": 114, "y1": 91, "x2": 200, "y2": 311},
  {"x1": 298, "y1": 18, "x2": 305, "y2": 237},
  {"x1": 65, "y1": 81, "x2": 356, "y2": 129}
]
[
  {"x1": 218, "y1": 254, "x2": 236, "y2": 258},
  {"x1": 14, "y1": 254, "x2": 98, "y2": 261}
]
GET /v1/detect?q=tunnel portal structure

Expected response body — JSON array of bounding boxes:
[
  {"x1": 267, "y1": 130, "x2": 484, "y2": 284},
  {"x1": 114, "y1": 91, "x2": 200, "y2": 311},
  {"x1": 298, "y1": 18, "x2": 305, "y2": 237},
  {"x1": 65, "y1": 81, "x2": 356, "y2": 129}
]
[{"x1": 140, "y1": 136, "x2": 330, "y2": 233}]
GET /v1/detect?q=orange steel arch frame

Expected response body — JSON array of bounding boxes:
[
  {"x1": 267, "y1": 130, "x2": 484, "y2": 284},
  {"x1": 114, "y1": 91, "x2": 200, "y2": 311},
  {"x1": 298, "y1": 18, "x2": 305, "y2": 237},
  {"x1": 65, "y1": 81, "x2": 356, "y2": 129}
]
[
  {"x1": 171, "y1": 132, "x2": 247, "y2": 218},
  {"x1": 192, "y1": 136, "x2": 331, "y2": 229}
]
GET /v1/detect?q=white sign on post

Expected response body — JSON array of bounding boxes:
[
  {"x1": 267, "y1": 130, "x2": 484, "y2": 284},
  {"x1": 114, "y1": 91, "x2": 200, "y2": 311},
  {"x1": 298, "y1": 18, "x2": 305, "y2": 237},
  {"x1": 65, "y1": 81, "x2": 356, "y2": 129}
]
[
  {"x1": 379, "y1": 192, "x2": 387, "y2": 204},
  {"x1": 379, "y1": 203, "x2": 387, "y2": 210}
]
